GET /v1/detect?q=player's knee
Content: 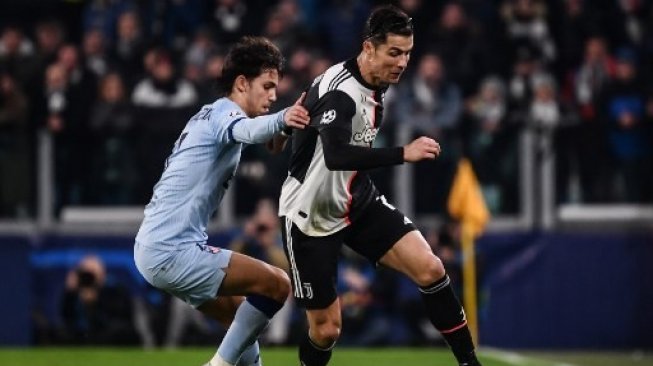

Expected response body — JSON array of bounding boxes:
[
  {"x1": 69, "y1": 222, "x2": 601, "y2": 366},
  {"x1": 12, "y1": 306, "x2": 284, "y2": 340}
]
[
  {"x1": 414, "y1": 256, "x2": 446, "y2": 286},
  {"x1": 271, "y1": 267, "x2": 291, "y2": 302},
  {"x1": 313, "y1": 322, "x2": 341, "y2": 346}
]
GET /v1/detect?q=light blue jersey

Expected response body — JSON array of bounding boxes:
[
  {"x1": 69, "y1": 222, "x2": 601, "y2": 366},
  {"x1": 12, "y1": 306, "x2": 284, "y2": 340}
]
[{"x1": 135, "y1": 97, "x2": 286, "y2": 249}]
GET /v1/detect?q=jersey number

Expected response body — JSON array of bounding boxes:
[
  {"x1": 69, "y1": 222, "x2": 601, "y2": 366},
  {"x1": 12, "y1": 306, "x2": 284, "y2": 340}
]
[{"x1": 164, "y1": 132, "x2": 188, "y2": 170}]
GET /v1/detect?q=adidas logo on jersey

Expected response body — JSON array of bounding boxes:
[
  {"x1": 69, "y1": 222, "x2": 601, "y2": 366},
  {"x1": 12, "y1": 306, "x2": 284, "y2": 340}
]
[{"x1": 321, "y1": 109, "x2": 337, "y2": 124}]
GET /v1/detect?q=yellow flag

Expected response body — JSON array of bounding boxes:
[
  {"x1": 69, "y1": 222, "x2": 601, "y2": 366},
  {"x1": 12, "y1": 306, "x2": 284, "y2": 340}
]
[
  {"x1": 447, "y1": 158, "x2": 489, "y2": 345},
  {"x1": 447, "y1": 158, "x2": 490, "y2": 237}
]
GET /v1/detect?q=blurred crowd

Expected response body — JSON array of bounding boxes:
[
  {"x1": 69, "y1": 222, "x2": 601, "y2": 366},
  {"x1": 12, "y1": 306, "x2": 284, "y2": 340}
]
[{"x1": 1, "y1": 0, "x2": 653, "y2": 219}]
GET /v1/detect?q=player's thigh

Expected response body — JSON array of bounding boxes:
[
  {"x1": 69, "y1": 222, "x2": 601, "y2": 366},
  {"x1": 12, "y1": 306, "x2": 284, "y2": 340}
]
[
  {"x1": 159, "y1": 243, "x2": 233, "y2": 308},
  {"x1": 218, "y1": 252, "x2": 289, "y2": 302},
  {"x1": 378, "y1": 230, "x2": 445, "y2": 286},
  {"x1": 281, "y1": 216, "x2": 342, "y2": 310},
  {"x1": 345, "y1": 195, "x2": 417, "y2": 264},
  {"x1": 197, "y1": 295, "x2": 244, "y2": 327}
]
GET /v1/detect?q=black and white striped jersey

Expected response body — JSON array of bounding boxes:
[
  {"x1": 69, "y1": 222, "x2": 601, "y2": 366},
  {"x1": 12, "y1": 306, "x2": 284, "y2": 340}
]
[{"x1": 279, "y1": 57, "x2": 404, "y2": 236}]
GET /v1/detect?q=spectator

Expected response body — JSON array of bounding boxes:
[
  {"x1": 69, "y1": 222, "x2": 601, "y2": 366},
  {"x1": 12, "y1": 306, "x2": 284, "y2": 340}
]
[
  {"x1": 523, "y1": 73, "x2": 579, "y2": 206},
  {"x1": 263, "y1": 0, "x2": 313, "y2": 54},
  {"x1": 44, "y1": 61, "x2": 86, "y2": 211},
  {"x1": 600, "y1": 48, "x2": 652, "y2": 202},
  {"x1": 572, "y1": 37, "x2": 615, "y2": 114},
  {"x1": 82, "y1": 0, "x2": 132, "y2": 44},
  {"x1": 501, "y1": 0, "x2": 556, "y2": 65},
  {"x1": 131, "y1": 48, "x2": 198, "y2": 201},
  {"x1": 82, "y1": 29, "x2": 109, "y2": 77},
  {"x1": 507, "y1": 43, "x2": 544, "y2": 109},
  {"x1": 394, "y1": 53, "x2": 462, "y2": 140},
  {"x1": 111, "y1": 10, "x2": 147, "y2": 88},
  {"x1": 59, "y1": 255, "x2": 140, "y2": 345},
  {"x1": 33, "y1": 19, "x2": 65, "y2": 69},
  {"x1": 131, "y1": 50, "x2": 197, "y2": 108},
  {"x1": 392, "y1": 52, "x2": 463, "y2": 214},
  {"x1": 0, "y1": 25, "x2": 36, "y2": 87},
  {"x1": 528, "y1": 74, "x2": 564, "y2": 133},
  {"x1": 553, "y1": 0, "x2": 602, "y2": 78},
  {"x1": 261, "y1": 10, "x2": 297, "y2": 55},
  {"x1": 604, "y1": 0, "x2": 649, "y2": 50},
  {"x1": 52, "y1": 44, "x2": 97, "y2": 207},
  {"x1": 559, "y1": 37, "x2": 615, "y2": 203},
  {"x1": 463, "y1": 76, "x2": 519, "y2": 213},
  {"x1": 427, "y1": 1, "x2": 493, "y2": 95},
  {"x1": 0, "y1": 71, "x2": 31, "y2": 217},
  {"x1": 183, "y1": 27, "x2": 217, "y2": 87},
  {"x1": 88, "y1": 72, "x2": 138, "y2": 204},
  {"x1": 208, "y1": 0, "x2": 254, "y2": 45},
  {"x1": 195, "y1": 51, "x2": 224, "y2": 104}
]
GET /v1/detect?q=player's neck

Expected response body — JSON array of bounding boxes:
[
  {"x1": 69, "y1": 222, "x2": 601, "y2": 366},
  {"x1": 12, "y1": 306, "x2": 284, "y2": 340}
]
[
  {"x1": 227, "y1": 94, "x2": 252, "y2": 117},
  {"x1": 356, "y1": 53, "x2": 385, "y2": 89}
]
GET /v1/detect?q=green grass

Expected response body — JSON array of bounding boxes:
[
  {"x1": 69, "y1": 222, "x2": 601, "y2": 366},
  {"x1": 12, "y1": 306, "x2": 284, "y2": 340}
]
[{"x1": 0, "y1": 347, "x2": 650, "y2": 366}]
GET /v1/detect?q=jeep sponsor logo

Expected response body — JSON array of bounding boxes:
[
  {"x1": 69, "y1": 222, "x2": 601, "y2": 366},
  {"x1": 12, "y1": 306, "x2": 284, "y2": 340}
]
[{"x1": 353, "y1": 119, "x2": 377, "y2": 144}]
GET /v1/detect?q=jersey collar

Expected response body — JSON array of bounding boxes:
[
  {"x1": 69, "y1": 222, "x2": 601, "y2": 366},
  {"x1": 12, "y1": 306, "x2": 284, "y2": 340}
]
[{"x1": 344, "y1": 57, "x2": 388, "y2": 93}]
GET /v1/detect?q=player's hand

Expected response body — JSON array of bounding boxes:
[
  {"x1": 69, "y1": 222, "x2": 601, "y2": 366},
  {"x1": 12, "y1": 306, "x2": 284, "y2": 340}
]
[
  {"x1": 283, "y1": 92, "x2": 309, "y2": 129},
  {"x1": 403, "y1": 136, "x2": 441, "y2": 162}
]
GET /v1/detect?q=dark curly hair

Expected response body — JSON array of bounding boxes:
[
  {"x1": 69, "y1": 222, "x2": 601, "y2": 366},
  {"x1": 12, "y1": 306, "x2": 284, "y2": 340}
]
[{"x1": 216, "y1": 36, "x2": 285, "y2": 96}]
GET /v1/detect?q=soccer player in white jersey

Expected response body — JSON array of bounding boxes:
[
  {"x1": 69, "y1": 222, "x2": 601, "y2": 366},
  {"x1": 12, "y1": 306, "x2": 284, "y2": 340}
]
[
  {"x1": 134, "y1": 37, "x2": 309, "y2": 366},
  {"x1": 278, "y1": 6, "x2": 482, "y2": 366}
]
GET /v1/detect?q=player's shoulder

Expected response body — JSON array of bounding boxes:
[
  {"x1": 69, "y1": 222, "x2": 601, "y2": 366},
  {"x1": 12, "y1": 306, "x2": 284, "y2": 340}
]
[
  {"x1": 204, "y1": 98, "x2": 246, "y2": 125},
  {"x1": 316, "y1": 62, "x2": 355, "y2": 95},
  {"x1": 183, "y1": 99, "x2": 245, "y2": 139}
]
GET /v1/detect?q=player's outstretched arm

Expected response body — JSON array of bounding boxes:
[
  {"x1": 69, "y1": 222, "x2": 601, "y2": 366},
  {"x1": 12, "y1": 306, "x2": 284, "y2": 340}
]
[
  {"x1": 230, "y1": 93, "x2": 308, "y2": 145},
  {"x1": 403, "y1": 136, "x2": 442, "y2": 162},
  {"x1": 265, "y1": 92, "x2": 308, "y2": 154}
]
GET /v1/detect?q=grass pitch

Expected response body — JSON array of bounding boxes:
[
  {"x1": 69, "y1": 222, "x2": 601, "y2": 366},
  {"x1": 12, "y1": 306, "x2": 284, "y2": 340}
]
[{"x1": 0, "y1": 347, "x2": 650, "y2": 366}]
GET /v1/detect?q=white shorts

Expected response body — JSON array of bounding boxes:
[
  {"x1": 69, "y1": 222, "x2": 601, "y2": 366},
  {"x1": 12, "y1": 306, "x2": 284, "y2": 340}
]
[{"x1": 134, "y1": 241, "x2": 233, "y2": 308}]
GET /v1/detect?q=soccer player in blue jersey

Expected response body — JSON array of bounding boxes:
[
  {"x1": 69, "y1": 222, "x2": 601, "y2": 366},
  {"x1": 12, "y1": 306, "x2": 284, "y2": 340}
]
[{"x1": 134, "y1": 37, "x2": 309, "y2": 366}]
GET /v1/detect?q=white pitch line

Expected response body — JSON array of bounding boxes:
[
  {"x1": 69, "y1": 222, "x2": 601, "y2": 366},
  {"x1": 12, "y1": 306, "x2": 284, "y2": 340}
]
[{"x1": 481, "y1": 348, "x2": 580, "y2": 366}]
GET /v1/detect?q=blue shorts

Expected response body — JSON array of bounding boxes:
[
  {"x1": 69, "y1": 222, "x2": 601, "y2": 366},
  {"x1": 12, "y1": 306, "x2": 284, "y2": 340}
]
[{"x1": 134, "y1": 241, "x2": 233, "y2": 308}]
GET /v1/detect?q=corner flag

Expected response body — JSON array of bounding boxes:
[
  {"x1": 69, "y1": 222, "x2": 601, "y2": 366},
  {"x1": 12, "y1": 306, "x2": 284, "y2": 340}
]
[
  {"x1": 447, "y1": 158, "x2": 490, "y2": 237},
  {"x1": 446, "y1": 158, "x2": 490, "y2": 345}
]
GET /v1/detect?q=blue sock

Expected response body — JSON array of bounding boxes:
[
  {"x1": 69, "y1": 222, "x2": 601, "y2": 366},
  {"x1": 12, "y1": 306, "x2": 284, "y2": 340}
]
[
  {"x1": 236, "y1": 342, "x2": 262, "y2": 366},
  {"x1": 246, "y1": 294, "x2": 284, "y2": 318},
  {"x1": 216, "y1": 296, "x2": 282, "y2": 364}
]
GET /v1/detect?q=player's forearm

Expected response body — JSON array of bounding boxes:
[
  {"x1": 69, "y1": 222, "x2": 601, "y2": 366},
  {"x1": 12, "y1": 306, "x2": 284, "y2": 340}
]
[
  {"x1": 230, "y1": 109, "x2": 286, "y2": 144},
  {"x1": 323, "y1": 143, "x2": 404, "y2": 170}
]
